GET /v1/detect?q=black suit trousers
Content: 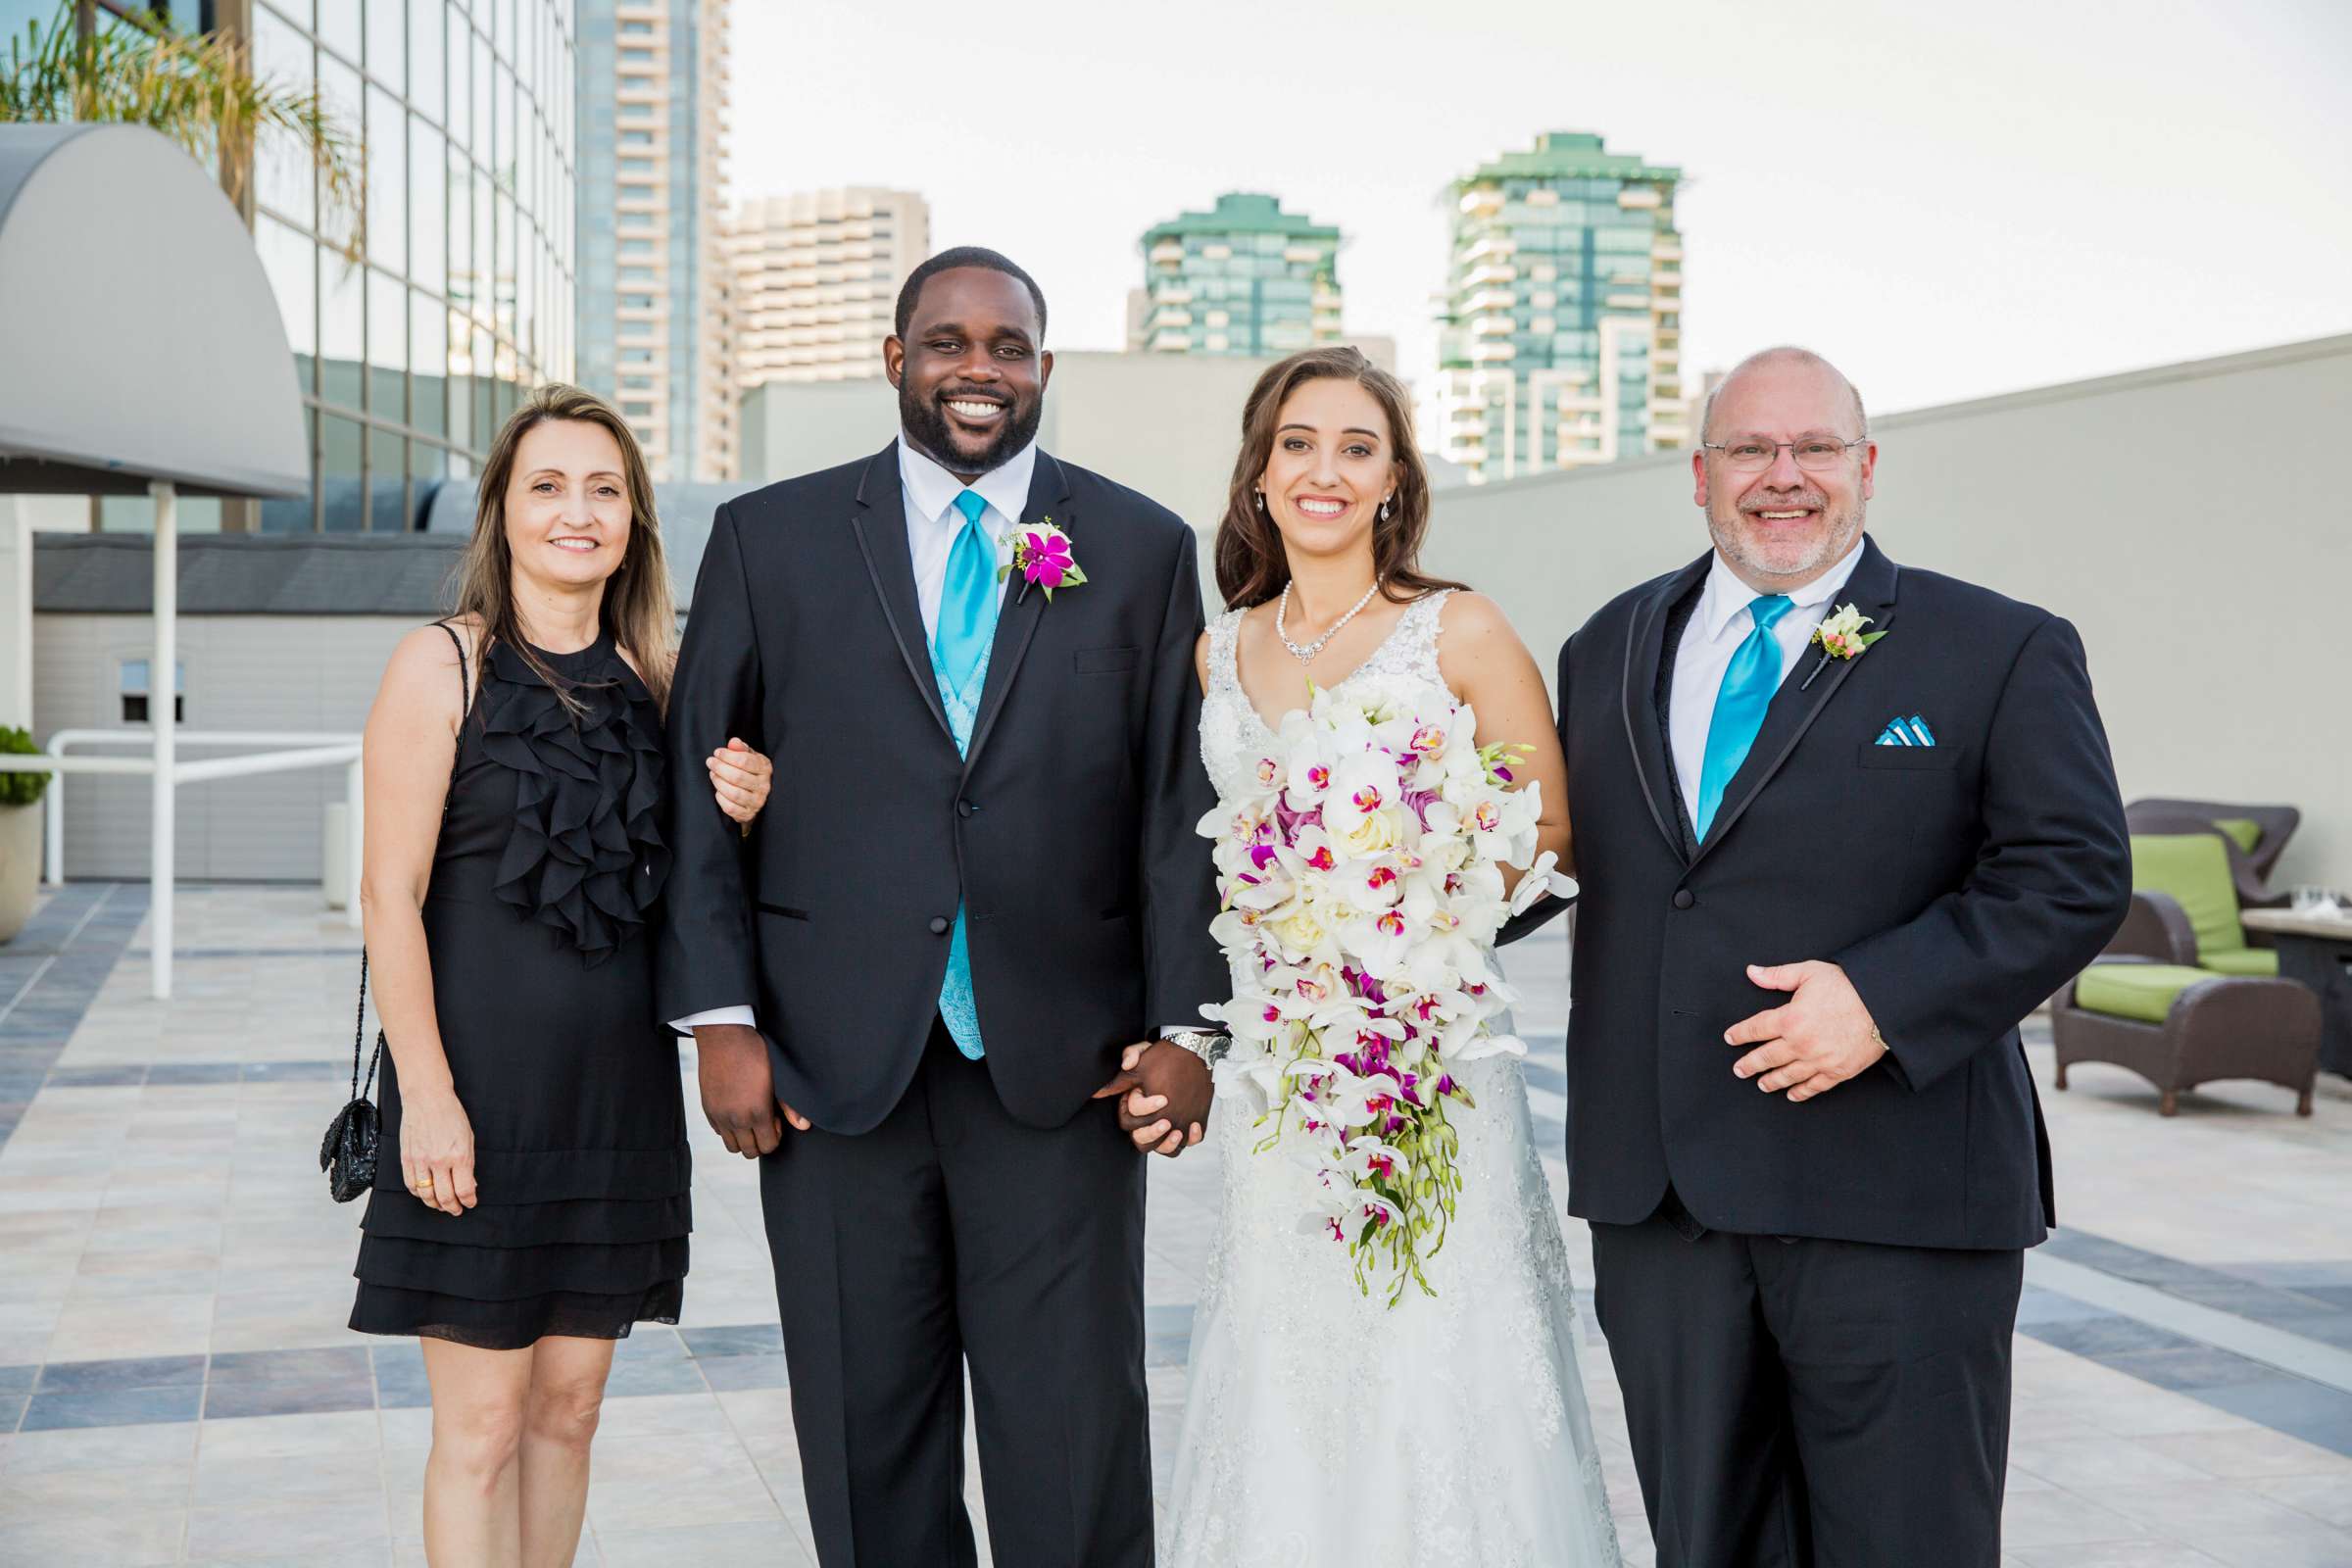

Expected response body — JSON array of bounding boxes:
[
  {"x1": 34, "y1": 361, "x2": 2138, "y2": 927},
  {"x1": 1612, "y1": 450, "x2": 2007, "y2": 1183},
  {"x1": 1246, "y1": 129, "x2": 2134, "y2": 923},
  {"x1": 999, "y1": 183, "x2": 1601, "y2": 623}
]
[
  {"x1": 1592, "y1": 1202, "x2": 2023, "y2": 1568},
  {"x1": 760, "y1": 1024, "x2": 1151, "y2": 1568}
]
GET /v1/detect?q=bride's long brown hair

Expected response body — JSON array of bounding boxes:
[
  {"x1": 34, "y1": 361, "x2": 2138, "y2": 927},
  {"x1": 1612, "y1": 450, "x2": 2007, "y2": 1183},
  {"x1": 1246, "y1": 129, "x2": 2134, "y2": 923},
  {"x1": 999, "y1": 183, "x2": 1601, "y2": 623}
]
[
  {"x1": 1213, "y1": 346, "x2": 1466, "y2": 611},
  {"x1": 449, "y1": 383, "x2": 677, "y2": 714}
]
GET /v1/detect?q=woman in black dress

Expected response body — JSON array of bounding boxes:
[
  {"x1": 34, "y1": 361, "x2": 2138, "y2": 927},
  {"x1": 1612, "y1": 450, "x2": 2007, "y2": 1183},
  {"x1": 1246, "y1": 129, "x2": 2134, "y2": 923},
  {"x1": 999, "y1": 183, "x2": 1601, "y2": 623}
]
[{"x1": 353, "y1": 384, "x2": 771, "y2": 1566}]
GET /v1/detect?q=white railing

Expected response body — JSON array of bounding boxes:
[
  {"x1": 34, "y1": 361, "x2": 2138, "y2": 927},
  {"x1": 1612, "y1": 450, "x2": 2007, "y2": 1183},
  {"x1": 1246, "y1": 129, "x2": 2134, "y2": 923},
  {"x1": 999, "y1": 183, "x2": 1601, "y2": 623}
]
[
  {"x1": 0, "y1": 481, "x2": 372, "y2": 1002},
  {"x1": 0, "y1": 728, "x2": 364, "y2": 999},
  {"x1": 39, "y1": 728, "x2": 362, "y2": 888}
]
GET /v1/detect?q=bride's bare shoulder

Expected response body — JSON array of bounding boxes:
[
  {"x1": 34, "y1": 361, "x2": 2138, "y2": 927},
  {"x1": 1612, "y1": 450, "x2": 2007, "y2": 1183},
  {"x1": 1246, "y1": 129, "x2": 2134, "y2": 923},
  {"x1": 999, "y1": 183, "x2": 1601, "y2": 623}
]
[
  {"x1": 1436, "y1": 589, "x2": 1520, "y2": 646},
  {"x1": 1436, "y1": 591, "x2": 1542, "y2": 686}
]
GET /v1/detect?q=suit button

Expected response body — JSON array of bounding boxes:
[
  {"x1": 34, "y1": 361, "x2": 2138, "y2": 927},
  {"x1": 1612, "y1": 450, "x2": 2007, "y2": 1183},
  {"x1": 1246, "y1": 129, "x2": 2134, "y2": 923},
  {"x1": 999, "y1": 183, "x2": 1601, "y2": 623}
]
[
  {"x1": 956, "y1": 799, "x2": 975, "y2": 818},
  {"x1": 1672, "y1": 889, "x2": 1695, "y2": 910},
  {"x1": 928, "y1": 916, "x2": 951, "y2": 935}
]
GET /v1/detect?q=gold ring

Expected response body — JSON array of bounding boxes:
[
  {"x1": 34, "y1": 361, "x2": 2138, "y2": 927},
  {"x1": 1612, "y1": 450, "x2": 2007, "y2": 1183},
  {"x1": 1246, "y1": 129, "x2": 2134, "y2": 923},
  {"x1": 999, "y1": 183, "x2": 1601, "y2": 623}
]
[{"x1": 416, "y1": 1173, "x2": 434, "y2": 1189}]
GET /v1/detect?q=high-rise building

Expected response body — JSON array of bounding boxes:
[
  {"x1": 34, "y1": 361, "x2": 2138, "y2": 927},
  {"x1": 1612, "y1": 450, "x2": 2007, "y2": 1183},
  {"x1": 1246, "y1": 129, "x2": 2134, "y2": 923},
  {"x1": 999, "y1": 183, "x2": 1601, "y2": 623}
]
[
  {"x1": 729, "y1": 187, "x2": 929, "y2": 385},
  {"x1": 1133, "y1": 192, "x2": 1343, "y2": 358},
  {"x1": 1432, "y1": 131, "x2": 1686, "y2": 483},
  {"x1": 574, "y1": 0, "x2": 733, "y2": 483},
  {"x1": 239, "y1": 0, "x2": 578, "y2": 529}
]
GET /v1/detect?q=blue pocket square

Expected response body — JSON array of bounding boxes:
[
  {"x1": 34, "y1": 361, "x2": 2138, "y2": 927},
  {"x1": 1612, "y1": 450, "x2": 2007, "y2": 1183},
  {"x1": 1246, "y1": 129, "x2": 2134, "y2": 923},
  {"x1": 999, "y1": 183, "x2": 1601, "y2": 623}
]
[{"x1": 1875, "y1": 714, "x2": 1936, "y2": 747}]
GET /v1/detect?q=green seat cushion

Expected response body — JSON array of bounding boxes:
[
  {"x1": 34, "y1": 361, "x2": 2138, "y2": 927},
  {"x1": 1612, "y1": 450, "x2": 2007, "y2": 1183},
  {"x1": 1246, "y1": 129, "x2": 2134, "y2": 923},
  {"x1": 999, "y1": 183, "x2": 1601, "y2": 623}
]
[
  {"x1": 2212, "y1": 817, "x2": 2263, "y2": 855},
  {"x1": 2131, "y1": 833, "x2": 2247, "y2": 959},
  {"x1": 2076, "y1": 964, "x2": 2211, "y2": 1024},
  {"x1": 2200, "y1": 948, "x2": 2278, "y2": 978}
]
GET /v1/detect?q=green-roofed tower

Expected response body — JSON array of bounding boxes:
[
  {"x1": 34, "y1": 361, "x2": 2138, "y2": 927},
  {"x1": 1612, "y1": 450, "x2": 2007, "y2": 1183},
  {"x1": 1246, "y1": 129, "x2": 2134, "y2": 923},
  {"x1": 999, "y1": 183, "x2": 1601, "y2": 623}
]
[
  {"x1": 1434, "y1": 131, "x2": 1688, "y2": 482},
  {"x1": 1131, "y1": 192, "x2": 1344, "y2": 357}
]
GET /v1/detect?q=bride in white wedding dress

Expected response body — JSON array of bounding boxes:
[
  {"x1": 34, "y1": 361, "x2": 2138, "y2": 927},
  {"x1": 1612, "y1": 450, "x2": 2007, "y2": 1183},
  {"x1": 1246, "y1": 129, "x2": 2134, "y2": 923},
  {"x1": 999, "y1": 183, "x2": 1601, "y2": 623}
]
[{"x1": 1149, "y1": 348, "x2": 1620, "y2": 1568}]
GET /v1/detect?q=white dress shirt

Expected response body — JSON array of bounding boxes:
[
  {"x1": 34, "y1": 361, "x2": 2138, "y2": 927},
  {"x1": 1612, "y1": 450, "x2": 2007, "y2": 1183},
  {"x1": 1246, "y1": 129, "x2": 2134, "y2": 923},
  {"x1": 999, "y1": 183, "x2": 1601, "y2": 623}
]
[
  {"x1": 902, "y1": 434, "x2": 1034, "y2": 640},
  {"x1": 669, "y1": 436, "x2": 1036, "y2": 1037},
  {"x1": 1667, "y1": 538, "x2": 1867, "y2": 829}
]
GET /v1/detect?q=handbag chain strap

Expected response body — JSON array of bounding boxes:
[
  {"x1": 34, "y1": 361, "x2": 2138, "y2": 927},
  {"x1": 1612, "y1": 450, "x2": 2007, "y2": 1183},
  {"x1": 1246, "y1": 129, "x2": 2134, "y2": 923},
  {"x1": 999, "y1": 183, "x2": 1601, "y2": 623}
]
[{"x1": 351, "y1": 620, "x2": 473, "y2": 1102}]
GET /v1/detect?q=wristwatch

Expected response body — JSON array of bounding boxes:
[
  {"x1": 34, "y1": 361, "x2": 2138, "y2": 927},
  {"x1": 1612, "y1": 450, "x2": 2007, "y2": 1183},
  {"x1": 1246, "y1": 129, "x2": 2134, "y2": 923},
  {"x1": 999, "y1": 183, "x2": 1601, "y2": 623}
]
[{"x1": 1163, "y1": 1029, "x2": 1231, "y2": 1067}]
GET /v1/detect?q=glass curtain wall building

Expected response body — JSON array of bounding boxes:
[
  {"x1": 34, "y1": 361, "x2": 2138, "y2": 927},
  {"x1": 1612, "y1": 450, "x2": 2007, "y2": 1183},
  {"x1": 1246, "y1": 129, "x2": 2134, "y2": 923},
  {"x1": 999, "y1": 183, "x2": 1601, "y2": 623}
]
[
  {"x1": 0, "y1": 1, "x2": 215, "y2": 37},
  {"x1": 1432, "y1": 131, "x2": 1686, "y2": 483},
  {"x1": 1133, "y1": 192, "x2": 1342, "y2": 358},
  {"x1": 248, "y1": 0, "x2": 577, "y2": 529},
  {"x1": 574, "y1": 0, "x2": 734, "y2": 482}
]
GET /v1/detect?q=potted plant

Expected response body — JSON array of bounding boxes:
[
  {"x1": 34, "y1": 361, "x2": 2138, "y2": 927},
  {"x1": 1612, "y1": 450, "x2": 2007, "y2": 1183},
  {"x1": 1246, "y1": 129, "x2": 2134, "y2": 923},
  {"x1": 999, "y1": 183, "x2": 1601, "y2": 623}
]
[{"x1": 0, "y1": 726, "x2": 48, "y2": 944}]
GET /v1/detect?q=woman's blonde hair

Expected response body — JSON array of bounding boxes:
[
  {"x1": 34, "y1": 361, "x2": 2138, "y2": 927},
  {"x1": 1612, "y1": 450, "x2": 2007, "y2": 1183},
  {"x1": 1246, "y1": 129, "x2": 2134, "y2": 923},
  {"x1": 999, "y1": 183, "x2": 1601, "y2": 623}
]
[{"x1": 451, "y1": 383, "x2": 677, "y2": 713}]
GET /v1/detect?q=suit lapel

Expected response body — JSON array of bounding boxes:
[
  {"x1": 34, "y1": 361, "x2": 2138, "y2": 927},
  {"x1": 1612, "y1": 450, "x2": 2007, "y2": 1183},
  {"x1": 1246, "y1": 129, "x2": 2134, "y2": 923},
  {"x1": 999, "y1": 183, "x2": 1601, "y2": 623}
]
[
  {"x1": 959, "y1": 452, "x2": 1072, "y2": 779},
  {"x1": 1621, "y1": 554, "x2": 1711, "y2": 864},
  {"x1": 1690, "y1": 535, "x2": 1900, "y2": 868},
  {"x1": 848, "y1": 443, "x2": 955, "y2": 744}
]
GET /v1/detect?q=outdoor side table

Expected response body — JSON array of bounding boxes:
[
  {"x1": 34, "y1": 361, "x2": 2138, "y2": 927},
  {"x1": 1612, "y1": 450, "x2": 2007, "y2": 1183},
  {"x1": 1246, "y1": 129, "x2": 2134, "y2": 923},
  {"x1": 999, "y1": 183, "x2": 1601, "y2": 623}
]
[{"x1": 2244, "y1": 908, "x2": 2352, "y2": 1080}]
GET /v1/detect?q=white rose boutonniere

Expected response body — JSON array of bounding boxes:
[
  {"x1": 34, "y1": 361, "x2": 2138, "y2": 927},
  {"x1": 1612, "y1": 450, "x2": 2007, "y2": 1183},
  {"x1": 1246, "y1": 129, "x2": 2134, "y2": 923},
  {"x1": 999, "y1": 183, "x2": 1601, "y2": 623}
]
[
  {"x1": 1812, "y1": 603, "x2": 1886, "y2": 661},
  {"x1": 1800, "y1": 603, "x2": 1888, "y2": 689}
]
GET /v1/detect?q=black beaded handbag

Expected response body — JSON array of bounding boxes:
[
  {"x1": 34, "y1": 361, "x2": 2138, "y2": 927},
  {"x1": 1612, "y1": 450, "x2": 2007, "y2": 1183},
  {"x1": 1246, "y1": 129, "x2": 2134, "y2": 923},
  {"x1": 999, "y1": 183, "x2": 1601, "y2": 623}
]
[
  {"x1": 321, "y1": 622, "x2": 470, "y2": 1202},
  {"x1": 320, "y1": 953, "x2": 385, "y2": 1202}
]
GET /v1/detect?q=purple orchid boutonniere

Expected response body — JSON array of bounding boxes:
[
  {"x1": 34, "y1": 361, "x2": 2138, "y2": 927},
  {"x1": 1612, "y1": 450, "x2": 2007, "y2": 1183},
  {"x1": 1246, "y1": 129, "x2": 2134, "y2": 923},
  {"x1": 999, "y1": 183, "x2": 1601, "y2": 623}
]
[{"x1": 997, "y1": 516, "x2": 1088, "y2": 603}]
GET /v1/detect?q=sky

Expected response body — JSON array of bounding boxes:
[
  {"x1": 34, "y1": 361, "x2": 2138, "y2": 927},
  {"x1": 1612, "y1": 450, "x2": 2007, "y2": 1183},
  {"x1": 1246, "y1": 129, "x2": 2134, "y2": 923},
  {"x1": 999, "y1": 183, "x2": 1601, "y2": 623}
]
[{"x1": 729, "y1": 0, "x2": 2352, "y2": 416}]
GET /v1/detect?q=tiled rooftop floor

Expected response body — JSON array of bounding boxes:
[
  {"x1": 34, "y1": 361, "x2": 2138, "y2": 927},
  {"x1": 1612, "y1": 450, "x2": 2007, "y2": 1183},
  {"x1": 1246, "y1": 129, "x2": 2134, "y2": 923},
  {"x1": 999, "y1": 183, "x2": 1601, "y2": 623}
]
[{"x1": 2, "y1": 884, "x2": 2350, "y2": 1565}]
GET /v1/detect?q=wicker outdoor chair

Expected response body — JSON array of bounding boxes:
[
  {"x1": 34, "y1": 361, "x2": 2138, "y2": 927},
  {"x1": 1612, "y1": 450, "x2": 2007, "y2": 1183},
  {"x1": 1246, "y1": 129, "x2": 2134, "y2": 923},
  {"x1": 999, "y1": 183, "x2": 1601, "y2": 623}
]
[
  {"x1": 2054, "y1": 832, "x2": 2322, "y2": 1116},
  {"x1": 2125, "y1": 798, "x2": 2301, "y2": 908}
]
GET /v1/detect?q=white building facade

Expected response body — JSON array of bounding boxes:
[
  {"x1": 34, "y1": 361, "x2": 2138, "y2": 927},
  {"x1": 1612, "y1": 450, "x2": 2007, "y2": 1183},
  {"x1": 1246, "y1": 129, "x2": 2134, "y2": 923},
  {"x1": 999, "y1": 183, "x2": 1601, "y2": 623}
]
[{"x1": 730, "y1": 188, "x2": 930, "y2": 386}]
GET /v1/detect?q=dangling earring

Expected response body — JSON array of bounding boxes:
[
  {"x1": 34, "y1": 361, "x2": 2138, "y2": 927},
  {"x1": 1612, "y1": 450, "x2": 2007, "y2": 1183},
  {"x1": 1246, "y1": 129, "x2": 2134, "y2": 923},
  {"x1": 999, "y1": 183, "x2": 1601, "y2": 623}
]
[
  {"x1": 1255, "y1": 491, "x2": 1266, "y2": 513},
  {"x1": 1378, "y1": 497, "x2": 1392, "y2": 523}
]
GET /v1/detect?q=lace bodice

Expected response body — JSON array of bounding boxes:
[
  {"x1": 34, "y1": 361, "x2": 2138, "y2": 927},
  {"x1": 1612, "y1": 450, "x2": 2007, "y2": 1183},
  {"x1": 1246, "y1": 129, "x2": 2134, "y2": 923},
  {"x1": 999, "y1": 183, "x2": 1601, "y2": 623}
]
[{"x1": 1200, "y1": 589, "x2": 1454, "y2": 803}]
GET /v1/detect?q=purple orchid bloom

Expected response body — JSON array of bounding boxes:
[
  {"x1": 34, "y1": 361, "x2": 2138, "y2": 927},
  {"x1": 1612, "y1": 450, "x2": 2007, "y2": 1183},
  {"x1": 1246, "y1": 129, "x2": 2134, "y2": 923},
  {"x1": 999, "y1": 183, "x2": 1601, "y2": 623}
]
[{"x1": 1021, "y1": 530, "x2": 1074, "y2": 587}]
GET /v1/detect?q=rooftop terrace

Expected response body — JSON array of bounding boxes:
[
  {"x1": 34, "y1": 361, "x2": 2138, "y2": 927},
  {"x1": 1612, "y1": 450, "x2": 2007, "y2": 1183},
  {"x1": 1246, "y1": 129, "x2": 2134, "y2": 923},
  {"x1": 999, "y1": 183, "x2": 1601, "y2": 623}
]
[{"x1": 0, "y1": 886, "x2": 2348, "y2": 1563}]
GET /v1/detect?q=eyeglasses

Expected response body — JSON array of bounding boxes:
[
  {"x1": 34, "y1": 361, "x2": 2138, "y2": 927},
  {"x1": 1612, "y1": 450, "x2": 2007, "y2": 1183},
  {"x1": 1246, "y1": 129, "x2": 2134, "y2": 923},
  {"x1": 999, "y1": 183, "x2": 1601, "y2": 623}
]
[{"x1": 1700, "y1": 436, "x2": 1867, "y2": 472}]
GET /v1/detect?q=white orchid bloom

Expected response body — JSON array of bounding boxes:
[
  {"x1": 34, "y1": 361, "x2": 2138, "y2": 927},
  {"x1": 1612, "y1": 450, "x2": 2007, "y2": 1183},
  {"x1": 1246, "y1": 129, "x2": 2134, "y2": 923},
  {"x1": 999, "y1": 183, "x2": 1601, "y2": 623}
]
[{"x1": 1508, "y1": 850, "x2": 1579, "y2": 915}]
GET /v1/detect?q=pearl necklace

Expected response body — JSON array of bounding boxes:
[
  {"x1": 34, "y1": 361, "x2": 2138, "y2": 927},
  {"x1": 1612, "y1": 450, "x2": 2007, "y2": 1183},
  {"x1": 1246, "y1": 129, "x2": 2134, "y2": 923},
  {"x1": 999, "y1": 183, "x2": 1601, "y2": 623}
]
[{"x1": 1276, "y1": 578, "x2": 1383, "y2": 665}]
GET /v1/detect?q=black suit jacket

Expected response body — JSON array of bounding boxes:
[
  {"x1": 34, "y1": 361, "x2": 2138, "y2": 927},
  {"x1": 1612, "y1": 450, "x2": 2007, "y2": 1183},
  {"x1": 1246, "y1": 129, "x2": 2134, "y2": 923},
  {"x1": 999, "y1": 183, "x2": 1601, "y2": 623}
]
[
  {"x1": 658, "y1": 443, "x2": 1224, "y2": 1134},
  {"x1": 1553, "y1": 536, "x2": 2131, "y2": 1250}
]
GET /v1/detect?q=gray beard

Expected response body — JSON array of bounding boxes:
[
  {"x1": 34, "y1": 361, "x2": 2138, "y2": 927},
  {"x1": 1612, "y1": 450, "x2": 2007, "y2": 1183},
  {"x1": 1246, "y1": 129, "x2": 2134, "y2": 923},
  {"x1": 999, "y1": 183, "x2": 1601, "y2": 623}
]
[{"x1": 1709, "y1": 508, "x2": 1865, "y2": 585}]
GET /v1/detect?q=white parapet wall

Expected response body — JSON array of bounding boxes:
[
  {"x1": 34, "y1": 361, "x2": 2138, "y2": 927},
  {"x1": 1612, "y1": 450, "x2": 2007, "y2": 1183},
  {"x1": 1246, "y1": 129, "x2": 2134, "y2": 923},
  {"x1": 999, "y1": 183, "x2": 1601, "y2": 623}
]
[{"x1": 1419, "y1": 335, "x2": 2352, "y2": 890}]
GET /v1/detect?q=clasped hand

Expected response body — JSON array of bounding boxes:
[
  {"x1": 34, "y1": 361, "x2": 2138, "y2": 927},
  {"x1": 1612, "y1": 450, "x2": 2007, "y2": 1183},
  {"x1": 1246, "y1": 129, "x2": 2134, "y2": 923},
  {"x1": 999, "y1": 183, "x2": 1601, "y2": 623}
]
[
  {"x1": 696, "y1": 1023, "x2": 809, "y2": 1157},
  {"x1": 1096, "y1": 1041, "x2": 1213, "y2": 1156},
  {"x1": 1725, "y1": 960, "x2": 1887, "y2": 1102}
]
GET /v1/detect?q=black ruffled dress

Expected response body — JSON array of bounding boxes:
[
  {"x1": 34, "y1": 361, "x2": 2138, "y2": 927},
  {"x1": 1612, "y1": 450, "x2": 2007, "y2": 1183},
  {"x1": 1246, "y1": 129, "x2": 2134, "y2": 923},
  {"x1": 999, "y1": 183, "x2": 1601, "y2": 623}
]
[{"x1": 351, "y1": 628, "x2": 688, "y2": 1348}]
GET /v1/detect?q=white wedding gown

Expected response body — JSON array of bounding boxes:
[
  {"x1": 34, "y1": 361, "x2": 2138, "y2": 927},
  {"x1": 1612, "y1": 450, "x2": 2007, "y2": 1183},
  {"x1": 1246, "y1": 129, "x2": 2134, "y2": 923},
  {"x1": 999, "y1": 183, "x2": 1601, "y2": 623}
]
[{"x1": 1164, "y1": 592, "x2": 1621, "y2": 1568}]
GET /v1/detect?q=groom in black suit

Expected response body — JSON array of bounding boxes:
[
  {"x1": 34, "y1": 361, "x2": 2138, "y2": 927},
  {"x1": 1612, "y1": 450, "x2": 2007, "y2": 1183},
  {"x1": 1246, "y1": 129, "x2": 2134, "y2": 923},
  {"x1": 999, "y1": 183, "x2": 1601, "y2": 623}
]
[
  {"x1": 1544, "y1": 348, "x2": 2131, "y2": 1565},
  {"x1": 659, "y1": 249, "x2": 1225, "y2": 1567}
]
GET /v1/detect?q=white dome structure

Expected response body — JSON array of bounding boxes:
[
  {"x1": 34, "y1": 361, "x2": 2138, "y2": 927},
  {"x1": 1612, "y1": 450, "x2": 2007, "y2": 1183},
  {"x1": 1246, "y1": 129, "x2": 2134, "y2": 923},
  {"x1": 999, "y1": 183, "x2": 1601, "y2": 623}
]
[{"x1": 0, "y1": 122, "x2": 305, "y2": 498}]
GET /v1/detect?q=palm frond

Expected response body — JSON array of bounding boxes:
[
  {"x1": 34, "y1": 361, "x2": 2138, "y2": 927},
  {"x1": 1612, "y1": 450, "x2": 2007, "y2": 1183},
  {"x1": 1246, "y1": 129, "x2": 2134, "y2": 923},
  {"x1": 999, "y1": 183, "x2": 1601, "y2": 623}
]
[{"x1": 0, "y1": 2, "x2": 362, "y2": 259}]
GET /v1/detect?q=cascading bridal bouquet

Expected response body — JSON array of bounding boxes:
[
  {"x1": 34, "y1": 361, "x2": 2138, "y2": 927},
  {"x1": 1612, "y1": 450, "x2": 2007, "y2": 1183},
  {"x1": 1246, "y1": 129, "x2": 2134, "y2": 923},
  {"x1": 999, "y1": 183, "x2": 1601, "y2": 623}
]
[{"x1": 1199, "y1": 673, "x2": 1574, "y2": 1305}]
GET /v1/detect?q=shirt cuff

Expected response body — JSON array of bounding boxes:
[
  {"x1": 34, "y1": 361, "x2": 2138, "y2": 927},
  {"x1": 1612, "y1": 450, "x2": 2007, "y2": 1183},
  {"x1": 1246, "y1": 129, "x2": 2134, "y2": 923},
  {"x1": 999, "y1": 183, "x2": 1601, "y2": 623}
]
[{"x1": 672, "y1": 1004, "x2": 757, "y2": 1038}]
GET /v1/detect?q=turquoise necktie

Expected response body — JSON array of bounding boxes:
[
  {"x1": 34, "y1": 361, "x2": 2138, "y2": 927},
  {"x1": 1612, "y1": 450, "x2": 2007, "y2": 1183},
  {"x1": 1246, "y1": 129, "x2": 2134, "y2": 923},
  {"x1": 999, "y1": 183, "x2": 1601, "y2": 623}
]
[
  {"x1": 930, "y1": 489, "x2": 998, "y2": 1059},
  {"x1": 1693, "y1": 594, "x2": 1793, "y2": 841}
]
